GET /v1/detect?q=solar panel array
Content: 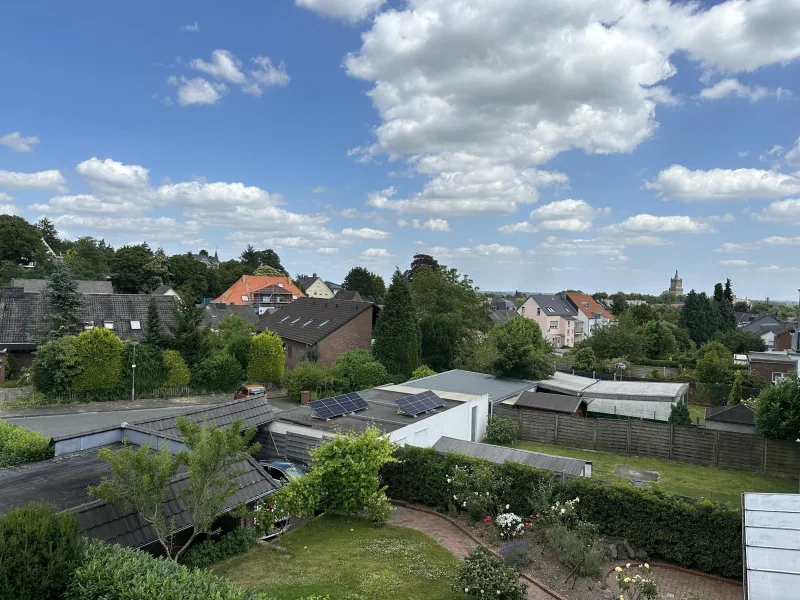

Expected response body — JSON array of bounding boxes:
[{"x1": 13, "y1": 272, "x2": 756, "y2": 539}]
[
  {"x1": 309, "y1": 392, "x2": 369, "y2": 420},
  {"x1": 395, "y1": 390, "x2": 446, "y2": 417}
]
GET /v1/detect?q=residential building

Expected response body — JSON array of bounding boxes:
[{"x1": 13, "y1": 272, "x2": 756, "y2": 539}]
[
  {"x1": 705, "y1": 404, "x2": 758, "y2": 435},
  {"x1": 0, "y1": 287, "x2": 178, "y2": 368},
  {"x1": 517, "y1": 293, "x2": 582, "y2": 348},
  {"x1": 669, "y1": 270, "x2": 683, "y2": 294},
  {"x1": 565, "y1": 292, "x2": 614, "y2": 338},
  {"x1": 200, "y1": 302, "x2": 260, "y2": 329},
  {"x1": 213, "y1": 275, "x2": 305, "y2": 315},
  {"x1": 190, "y1": 251, "x2": 220, "y2": 268},
  {"x1": 335, "y1": 290, "x2": 363, "y2": 302},
  {"x1": 514, "y1": 390, "x2": 588, "y2": 416},
  {"x1": 775, "y1": 328, "x2": 799, "y2": 352},
  {"x1": 152, "y1": 284, "x2": 180, "y2": 298},
  {"x1": 12, "y1": 278, "x2": 113, "y2": 295},
  {"x1": 325, "y1": 281, "x2": 342, "y2": 295},
  {"x1": 257, "y1": 298, "x2": 373, "y2": 368},
  {"x1": 297, "y1": 274, "x2": 336, "y2": 299},
  {"x1": 747, "y1": 351, "x2": 800, "y2": 385},
  {"x1": 488, "y1": 309, "x2": 518, "y2": 325},
  {"x1": 741, "y1": 314, "x2": 788, "y2": 349},
  {"x1": 398, "y1": 368, "x2": 536, "y2": 404},
  {"x1": 490, "y1": 297, "x2": 516, "y2": 311}
]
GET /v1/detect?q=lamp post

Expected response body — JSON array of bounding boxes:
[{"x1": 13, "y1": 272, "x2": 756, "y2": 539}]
[{"x1": 131, "y1": 342, "x2": 138, "y2": 402}]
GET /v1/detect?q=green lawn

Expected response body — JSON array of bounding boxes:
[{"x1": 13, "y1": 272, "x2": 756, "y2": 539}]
[
  {"x1": 513, "y1": 440, "x2": 796, "y2": 506},
  {"x1": 212, "y1": 515, "x2": 467, "y2": 600},
  {"x1": 688, "y1": 404, "x2": 707, "y2": 424}
]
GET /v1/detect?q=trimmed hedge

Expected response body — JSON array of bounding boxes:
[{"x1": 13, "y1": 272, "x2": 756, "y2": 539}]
[
  {"x1": 383, "y1": 446, "x2": 742, "y2": 578},
  {"x1": 0, "y1": 419, "x2": 54, "y2": 467},
  {"x1": 181, "y1": 527, "x2": 256, "y2": 569}
]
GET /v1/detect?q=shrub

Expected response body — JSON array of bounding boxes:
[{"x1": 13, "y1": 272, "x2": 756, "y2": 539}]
[
  {"x1": 495, "y1": 512, "x2": 525, "y2": 540},
  {"x1": 193, "y1": 351, "x2": 244, "y2": 391},
  {"x1": 0, "y1": 420, "x2": 54, "y2": 466},
  {"x1": 668, "y1": 401, "x2": 692, "y2": 426},
  {"x1": 118, "y1": 343, "x2": 167, "y2": 396},
  {"x1": 283, "y1": 361, "x2": 337, "y2": 401},
  {"x1": 409, "y1": 365, "x2": 436, "y2": 380},
  {"x1": 72, "y1": 327, "x2": 124, "y2": 391},
  {"x1": 0, "y1": 503, "x2": 86, "y2": 600},
  {"x1": 541, "y1": 521, "x2": 605, "y2": 578},
  {"x1": 498, "y1": 541, "x2": 532, "y2": 569},
  {"x1": 30, "y1": 335, "x2": 82, "y2": 393},
  {"x1": 247, "y1": 331, "x2": 285, "y2": 384},
  {"x1": 615, "y1": 563, "x2": 659, "y2": 600},
  {"x1": 181, "y1": 527, "x2": 256, "y2": 569},
  {"x1": 453, "y1": 547, "x2": 527, "y2": 600},
  {"x1": 484, "y1": 416, "x2": 519, "y2": 445},
  {"x1": 225, "y1": 334, "x2": 252, "y2": 371},
  {"x1": 754, "y1": 372, "x2": 800, "y2": 440},
  {"x1": 162, "y1": 349, "x2": 191, "y2": 387},
  {"x1": 448, "y1": 462, "x2": 501, "y2": 520},
  {"x1": 330, "y1": 349, "x2": 389, "y2": 391},
  {"x1": 65, "y1": 541, "x2": 272, "y2": 600}
]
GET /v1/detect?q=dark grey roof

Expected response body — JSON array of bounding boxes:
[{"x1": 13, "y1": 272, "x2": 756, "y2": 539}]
[
  {"x1": 741, "y1": 313, "x2": 784, "y2": 334},
  {"x1": 489, "y1": 309, "x2": 519, "y2": 324},
  {"x1": 403, "y1": 369, "x2": 535, "y2": 404},
  {"x1": 257, "y1": 297, "x2": 373, "y2": 345},
  {"x1": 134, "y1": 395, "x2": 277, "y2": 439},
  {"x1": 432, "y1": 437, "x2": 588, "y2": 477},
  {"x1": 529, "y1": 294, "x2": 578, "y2": 318},
  {"x1": 0, "y1": 292, "x2": 178, "y2": 347},
  {"x1": 152, "y1": 284, "x2": 175, "y2": 295},
  {"x1": 748, "y1": 352, "x2": 799, "y2": 364},
  {"x1": 0, "y1": 444, "x2": 277, "y2": 549},
  {"x1": 191, "y1": 253, "x2": 220, "y2": 266},
  {"x1": 335, "y1": 290, "x2": 362, "y2": 301},
  {"x1": 12, "y1": 278, "x2": 113, "y2": 294},
  {"x1": 706, "y1": 404, "x2": 756, "y2": 425},
  {"x1": 200, "y1": 302, "x2": 260, "y2": 328},
  {"x1": 491, "y1": 298, "x2": 516, "y2": 311},
  {"x1": 515, "y1": 391, "x2": 587, "y2": 414},
  {"x1": 325, "y1": 281, "x2": 342, "y2": 291}
]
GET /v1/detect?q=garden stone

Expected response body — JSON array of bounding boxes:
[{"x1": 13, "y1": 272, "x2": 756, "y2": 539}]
[
  {"x1": 609, "y1": 543, "x2": 617, "y2": 559},
  {"x1": 623, "y1": 539, "x2": 636, "y2": 558}
]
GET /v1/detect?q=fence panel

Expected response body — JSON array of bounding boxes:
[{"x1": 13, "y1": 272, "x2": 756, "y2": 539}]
[
  {"x1": 765, "y1": 439, "x2": 800, "y2": 478},
  {"x1": 494, "y1": 404, "x2": 518, "y2": 421},
  {"x1": 595, "y1": 419, "x2": 629, "y2": 454},
  {"x1": 519, "y1": 411, "x2": 558, "y2": 444},
  {"x1": 630, "y1": 421, "x2": 670, "y2": 460},
  {"x1": 555, "y1": 415, "x2": 595, "y2": 450},
  {"x1": 718, "y1": 431, "x2": 764, "y2": 473},
  {"x1": 672, "y1": 426, "x2": 716, "y2": 467}
]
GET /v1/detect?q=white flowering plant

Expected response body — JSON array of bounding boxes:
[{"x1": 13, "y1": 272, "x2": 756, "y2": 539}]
[
  {"x1": 447, "y1": 463, "x2": 500, "y2": 520},
  {"x1": 615, "y1": 563, "x2": 659, "y2": 600},
  {"x1": 495, "y1": 512, "x2": 525, "y2": 540},
  {"x1": 453, "y1": 547, "x2": 528, "y2": 600}
]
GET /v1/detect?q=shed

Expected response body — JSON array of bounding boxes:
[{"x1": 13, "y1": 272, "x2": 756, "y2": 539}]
[
  {"x1": 403, "y1": 369, "x2": 535, "y2": 404},
  {"x1": 586, "y1": 398, "x2": 675, "y2": 422},
  {"x1": 432, "y1": 437, "x2": 591, "y2": 478},
  {"x1": 705, "y1": 404, "x2": 758, "y2": 435},
  {"x1": 515, "y1": 391, "x2": 587, "y2": 416}
]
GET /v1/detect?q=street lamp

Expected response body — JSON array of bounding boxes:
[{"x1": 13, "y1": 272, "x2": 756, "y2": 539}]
[{"x1": 131, "y1": 342, "x2": 138, "y2": 402}]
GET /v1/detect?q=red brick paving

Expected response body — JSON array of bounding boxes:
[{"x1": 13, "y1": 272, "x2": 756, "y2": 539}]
[
  {"x1": 605, "y1": 563, "x2": 743, "y2": 600},
  {"x1": 391, "y1": 505, "x2": 560, "y2": 600}
]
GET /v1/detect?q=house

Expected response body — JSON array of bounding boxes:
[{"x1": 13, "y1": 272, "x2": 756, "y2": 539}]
[
  {"x1": 705, "y1": 404, "x2": 758, "y2": 435},
  {"x1": 747, "y1": 351, "x2": 800, "y2": 385},
  {"x1": 565, "y1": 292, "x2": 615, "y2": 338},
  {"x1": 190, "y1": 251, "x2": 220, "y2": 268},
  {"x1": 257, "y1": 298, "x2": 374, "y2": 368},
  {"x1": 200, "y1": 302, "x2": 260, "y2": 329},
  {"x1": 213, "y1": 275, "x2": 305, "y2": 315},
  {"x1": 514, "y1": 390, "x2": 588, "y2": 416},
  {"x1": 0, "y1": 287, "x2": 178, "y2": 368},
  {"x1": 335, "y1": 290, "x2": 363, "y2": 302},
  {"x1": 488, "y1": 309, "x2": 518, "y2": 325},
  {"x1": 517, "y1": 293, "x2": 582, "y2": 348},
  {"x1": 742, "y1": 493, "x2": 800, "y2": 600},
  {"x1": 326, "y1": 281, "x2": 342, "y2": 295},
  {"x1": 152, "y1": 284, "x2": 180, "y2": 298},
  {"x1": 11, "y1": 278, "x2": 113, "y2": 295},
  {"x1": 0, "y1": 396, "x2": 281, "y2": 554},
  {"x1": 432, "y1": 437, "x2": 591, "y2": 478},
  {"x1": 740, "y1": 313, "x2": 787, "y2": 349},
  {"x1": 297, "y1": 274, "x2": 336, "y2": 299},
  {"x1": 774, "y1": 328, "x2": 798, "y2": 352},
  {"x1": 490, "y1": 297, "x2": 516, "y2": 311}
]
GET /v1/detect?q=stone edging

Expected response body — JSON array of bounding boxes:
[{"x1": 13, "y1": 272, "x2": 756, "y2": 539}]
[
  {"x1": 604, "y1": 561, "x2": 743, "y2": 587},
  {"x1": 390, "y1": 500, "x2": 569, "y2": 600}
]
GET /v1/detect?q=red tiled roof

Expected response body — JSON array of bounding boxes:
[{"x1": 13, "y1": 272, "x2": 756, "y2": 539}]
[
  {"x1": 566, "y1": 292, "x2": 614, "y2": 321},
  {"x1": 213, "y1": 275, "x2": 305, "y2": 305}
]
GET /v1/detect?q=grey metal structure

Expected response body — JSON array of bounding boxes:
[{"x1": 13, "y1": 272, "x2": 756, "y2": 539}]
[
  {"x1": 403, "y1": 369, "x2": 535, "y2": 404},
  {"x1": 743, "y1": 493, "x2": 800, "y2": 600},
  {"x1": 535, "y1": 372, "x2": 596, "y2": 395},
  {"x1": 586, "y1": 398, "x2": 676, "y2": 422},
  {"x1": 515, "y1": 390, "x2": 586, "y2": 414},
  {"x1": 432, "y1": 436, "x2": 591, "y2": 478}
]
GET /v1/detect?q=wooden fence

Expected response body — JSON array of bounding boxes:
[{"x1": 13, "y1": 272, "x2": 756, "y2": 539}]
[{"x1": 494, "y1": 404, "x2": 800, "y2": 478}]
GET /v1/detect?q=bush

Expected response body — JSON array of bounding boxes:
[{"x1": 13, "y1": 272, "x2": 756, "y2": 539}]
[
  {"x1": 0, "y1": 420, "x2": 54, "y2": 466},
  {"x1": 225, "y1": 334, "x2": 252, "y2": 371},
  {"x1": 283, "y1": 361, "x2": 337, "y2": 402},
  {"x1": 162, "y1": 349, "x2": 191, "y2": 387},
  {"x1": 668, "y1": 401, "x2": 692, "y2": 426},
  {"x1": 0, "y1": 503, "x2": 86, "y2": 600},
  {"x1": 498, "y1": 541, "x2": 532, "y2": 569},
  {"x1": 30, "y1": 335, "x2": 82, "y2": 393},
  {"x1": 484, "y1": 416, "x2": 519, "y2": 445},
  {"x1": 247, "y1": 331, "x2": 285, "y2": 384},
  {"x1": 541, "y1": 522, "x2": 605, "y2": 578},
  {"x1": 66, "y1": 541, "x2": 271, "y2": 600},
  {"x1": 754, "y1": 372, "x2": 800, "y2": 440},
  {"x1": 409, "y1": 365, "x2": 436, "y2": 380},
  {"x1": 193, "y1": 351, "x2": 244, "y2": 391},
  {"x1": 119, "y1": 343, "x2": 167, "y2": 396},
  {"x1": 453, "y1": 547, "x2": 527, "y2": 600},
  {"x1": 330, "y1": 349, "x2": 389, "y2": 391},
  {"x1": 72, "y1": 328, "x2": 124, "y2": 392},
  {"x1": 181, "y1": 527, "x2": 256, "y2": 569}
]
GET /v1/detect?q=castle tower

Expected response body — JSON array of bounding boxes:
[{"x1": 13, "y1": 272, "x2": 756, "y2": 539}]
[{"x1": 669, "y1": 270, "x2": 683, "y2": 295}]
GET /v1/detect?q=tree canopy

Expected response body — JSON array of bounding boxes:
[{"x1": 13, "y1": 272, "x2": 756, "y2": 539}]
[
  {"x1": 342, "y1": 266, "x2": 384, "y2": 301},
  {"x1": 373, "y1": 270, "x2": 420, "y2": 380},
  {"x1": 755, "y1": 373, "x2": 800, "y2": 440}
]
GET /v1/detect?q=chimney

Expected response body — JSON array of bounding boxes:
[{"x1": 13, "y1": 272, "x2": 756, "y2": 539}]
[{"x1": 300, "y1": 390, "x2": 310, "y2": 405}]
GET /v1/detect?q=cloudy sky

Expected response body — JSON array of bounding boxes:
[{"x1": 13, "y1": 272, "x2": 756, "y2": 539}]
[{"x1": 2, "y1": 0, "x2": 800, "y2": 299}]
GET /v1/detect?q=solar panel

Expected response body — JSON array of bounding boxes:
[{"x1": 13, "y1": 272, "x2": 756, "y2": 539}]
[
  {"x1": 395, "y1": 390, "x2": 446, "y2": 416},
  {"x1": 309, "y1": 392, "x2": 368, "y2": 419}
]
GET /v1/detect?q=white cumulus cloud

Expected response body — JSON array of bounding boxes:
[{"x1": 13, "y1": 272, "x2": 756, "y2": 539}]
[
  {"x1": 168, "y1": 76, "x2": 228, "y2": 106},
  {"x1": 179, "y1": 21, "x2": 200, "y2": 32},
  {"x1": 362, "y1": 248, "x2": 392, "y2": 258},
  {"x1": 341, "y1": 227, "x2": 390, "y2": 240},
  {"x1": 0, "y1": 169, "x2": 67, "y2": 192},
  {"x1": 295, "y1": 0, "x2": 385, "y2": 23},
  {"x1": 644, "y1": 165, "x2": 800, "y2": 202},
  {"x1": 605, "y1": 214, "x2": 715, "y2": 234},
  {"x1": 500, "y1": 199, "x2": 609, "y2": 233},
  {"x1": 753, "y1": 199, "x2": 800, "y2": 224},
  {"x1": 719, "y1": 260, "x2": 751, "y2": 266},
  {"x1": 0, "y1": 132, "x2": 39, "y2": 152},
  {"x1": 318, "y1": 247, "x2": 338, "y2": 254},
  {"x1": 699, "y1": 78, "x2": 790, "y2": 102}
]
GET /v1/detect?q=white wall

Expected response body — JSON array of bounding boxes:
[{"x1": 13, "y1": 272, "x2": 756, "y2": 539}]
[{"x1": 390, "y1": 394, "x2": 490, "y2": 448}]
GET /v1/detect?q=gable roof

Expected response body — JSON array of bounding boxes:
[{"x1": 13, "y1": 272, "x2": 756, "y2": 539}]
[
  {"x1": 565, "y1": 292, "x2": 614, "y2": 320},
  {"x1": 527, "y1": 294, "x2": 579, "y2": 318},
  {"x1": 257, "y1": 297, "x2": 373, "y2": 345},
  {"x1": 0, "y1": 291, "x2": 178, "y2": 348},
  {"x1": 213, "y1": 275, "x2": 305, "y2": 305},
  {"x1": 741, "y1": 313, "x2": 784, "y2": 334},
  {"x1": 515, "y1": 390, "x2": 587, "y2": 414},
  {"x1": 706, "y1": 403, "x2": 756, "y2": 425},
  {"x1": 152, "y1": 284, "x2": 176, "y2": 295},
  {"x1": 12, "y1": 278, "x2": 113, "y2": 295},
  {"x1": 335, "y1": 290, "x2": 363, "y2": 301},
  {"x1": 325, "y1": 281, "x2": 342, "y2": 292},
  {"x1": 200, "y1": 302, "x2": 260, "y2": 328},
  {"x1": 491, "y1": 298, "x2": 516, "y2": 311}
]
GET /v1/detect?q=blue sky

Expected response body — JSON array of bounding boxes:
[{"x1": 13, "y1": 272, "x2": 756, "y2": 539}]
[{"x1": 2, "y1": 0, "x2": 800, "y2": 300}]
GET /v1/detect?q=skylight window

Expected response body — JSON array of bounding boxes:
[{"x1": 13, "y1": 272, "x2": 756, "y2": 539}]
[
  {"x1": 291, "y1": 318, "x2": 301, "y2": 324},
  {"x1": 302, "y1": 320, "x2": 313, "y2": 327},
  {"x1": 241, "y1": 295, "x2": 249, "y2": 302},
  {"x1": 280, "y1": 316, "x2": 290, "y2": 322},
  {"x1": 582, "y1": 302, "x2": 590, "y2": 309},
  {"x1": 546, "y1": 307, "x2": 555, "y2": 313},
  {"x1": 130, "y1": 320, "x2": 141, "y2": 330},
  {"x1": 104, "y1": 321, "x2": 114, "y2": 329},
  {"x1": 318, "y1": 320, "x2": 330, "y2": 327}
]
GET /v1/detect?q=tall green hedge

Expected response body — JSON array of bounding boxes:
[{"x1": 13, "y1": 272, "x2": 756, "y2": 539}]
[
  {"x1": 0, "y1": 420, "x2": 53, "y2": 467},
  {"x1": 72, "y1": 328, "x2": 124, "y2": 392},
  {"x1": 382, "y1": 446, "x2": 743, "y2": 578}
]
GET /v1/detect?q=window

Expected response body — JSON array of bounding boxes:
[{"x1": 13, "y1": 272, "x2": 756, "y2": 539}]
[
  {"x1": 582, "y1": 302, "x2": 590, "y2": 309},
  {"x1": 536, "y1": 307, "x2": 541, "y2": 316},
  {"x1": 103, "y1": 321, "x2": 114, "y2": 329},
  {"x1": 291, "y1": 318, "x2": 301, "y2": 324},
  {"x1": 83, "y1": 321, "x2": 94, "y2": 330},
  {"x1": 302, "y1": 319, "x2": 313, "y2": 327},
  {"x1": 546, "y1": 307, "x2": 555, "y2": 314},
  {"x1": 773, "y1": 372, "x2": 788, "y2": 384},
  {"x1": 549, "y1": 320, "x2": 558, "y2": 329},
  {"x1": 130, "y1": 320, "x2": 141, "y2": 330},
  {"x1": 280, "y1": 316, "x2": 290, "y2": 322},
  {"x1": 241, "y1": 295, "x2": 249, "y2": 302},
  {"x1": 318, "y1": 320, "x2": 330, "y2": 327}
]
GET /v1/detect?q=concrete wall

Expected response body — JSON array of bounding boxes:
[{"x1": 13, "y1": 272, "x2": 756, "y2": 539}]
[
  {"x1": 317, "y1": 308, "x2": 373, "y2": 365},
  {"x1": 390, "y1": 394, "x2": 489, "y2": 448}
]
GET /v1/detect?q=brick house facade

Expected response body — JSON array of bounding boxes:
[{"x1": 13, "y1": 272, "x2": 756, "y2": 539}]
[{"x1": 748, "y1": 352, "x2": 800, "y2": 385}]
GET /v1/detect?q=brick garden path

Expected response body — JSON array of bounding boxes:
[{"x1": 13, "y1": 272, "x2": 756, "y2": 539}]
[
  {"x1": 391, "y1": 505, "x2": 562, "y2": 600},
  {"x1": 604, "y1": 563, "x2": 743, "y2": 600}
]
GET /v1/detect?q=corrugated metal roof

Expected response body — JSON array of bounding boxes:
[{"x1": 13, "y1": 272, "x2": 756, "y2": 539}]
[
  {"x1": 579, "y1": 380, "x2": 688, "y2": 402},
  {"x1": 586, "y1": 398, "x2": 675, "y2": 421},
  {"x1": 133, "y1": 395, "x2": 278, "y2": 439},
  {"x1": 432, "y1": 437, "x2": 588, "y2": 477},
  {"x1": 743, "y1": 493, "x2": 800, "y2": 600},
  {"x1": 403, "y1": 369, "x2": 535, "y2": 404},
  {"x1": 535, "y1": 372, "x2": 596, "y2": 395}
]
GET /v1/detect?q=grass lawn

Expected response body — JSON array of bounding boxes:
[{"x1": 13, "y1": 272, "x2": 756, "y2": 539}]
[
  {"x1": 211, "y1": 515, "x2": 468, "y2": 600},
  {"x1": 513, "y1": 440, "x2": 796, "y2": 506},
  {"x1": 688, "y1": 404, "x2": 707, "y2": 424}
]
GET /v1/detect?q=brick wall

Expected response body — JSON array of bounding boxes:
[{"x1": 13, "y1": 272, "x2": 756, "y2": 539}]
[
  {"x1": 317, "y1": 308, "x2": 373, "y2": 365},
  {"x1": 750, "y1": 361, "x2": 795, "y2": 385},
  {"x1": 283, "y1": 339, "x2": 308, "y2": 369},
  {"x1": 775, "y1": 331, "x2": 794, "y2": 351}
]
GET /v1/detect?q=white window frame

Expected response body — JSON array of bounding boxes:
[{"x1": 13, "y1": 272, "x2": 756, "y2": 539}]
[
  {"x1": 103, "y1": 321, "x2": 114, "y2": 330},
  {"x1": 773, "y1": 372, "x2": 788, "y2": 384},
  {"x1": 549, "y1": 320, "x2": 558, "y2": 330},
  {"x1": 130, "y1": 320, "x2": 141, "y2": 330}
]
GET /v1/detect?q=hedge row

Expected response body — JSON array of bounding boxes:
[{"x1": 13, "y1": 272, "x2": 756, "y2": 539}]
[
  {"x1": 181, "y1": 528, "x2": 256, "y2": 569},
  {"x1": 382, "y1": 446, "x2": 742, "y2": 578},
  {"x1": 0, "y1": 419, "x2": 53, "y2": 467}
]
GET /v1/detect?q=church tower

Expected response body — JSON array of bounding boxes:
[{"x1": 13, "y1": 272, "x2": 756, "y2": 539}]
[{"x1": 669, "y1": 270, "x2": 683, "y2": 295}]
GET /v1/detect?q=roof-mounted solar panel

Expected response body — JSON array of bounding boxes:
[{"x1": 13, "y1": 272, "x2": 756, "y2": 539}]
[
  {"x1": 395, "y1": 390, "x2": 446, "y2": 417},
  {"x1": 309, "y1": 392, "x2": 368, "y2": 420}
]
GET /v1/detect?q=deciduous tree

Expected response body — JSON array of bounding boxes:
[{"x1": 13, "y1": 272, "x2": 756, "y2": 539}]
[
  {"x1": 0, "y1": 214, "x2": 46, "y2": 265},
  {"x1": 330, "y1": 349, "x2": 389, "y2": 391},
  {"x1": 489, "y1": 318, "x2": 554, "y2": 380},
  {"x1": 754, "y1": 373, "x2": 800, "y2": 440},
  {"x1": 342, "y1": 266, "x2": 380, "y2": 300}
]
